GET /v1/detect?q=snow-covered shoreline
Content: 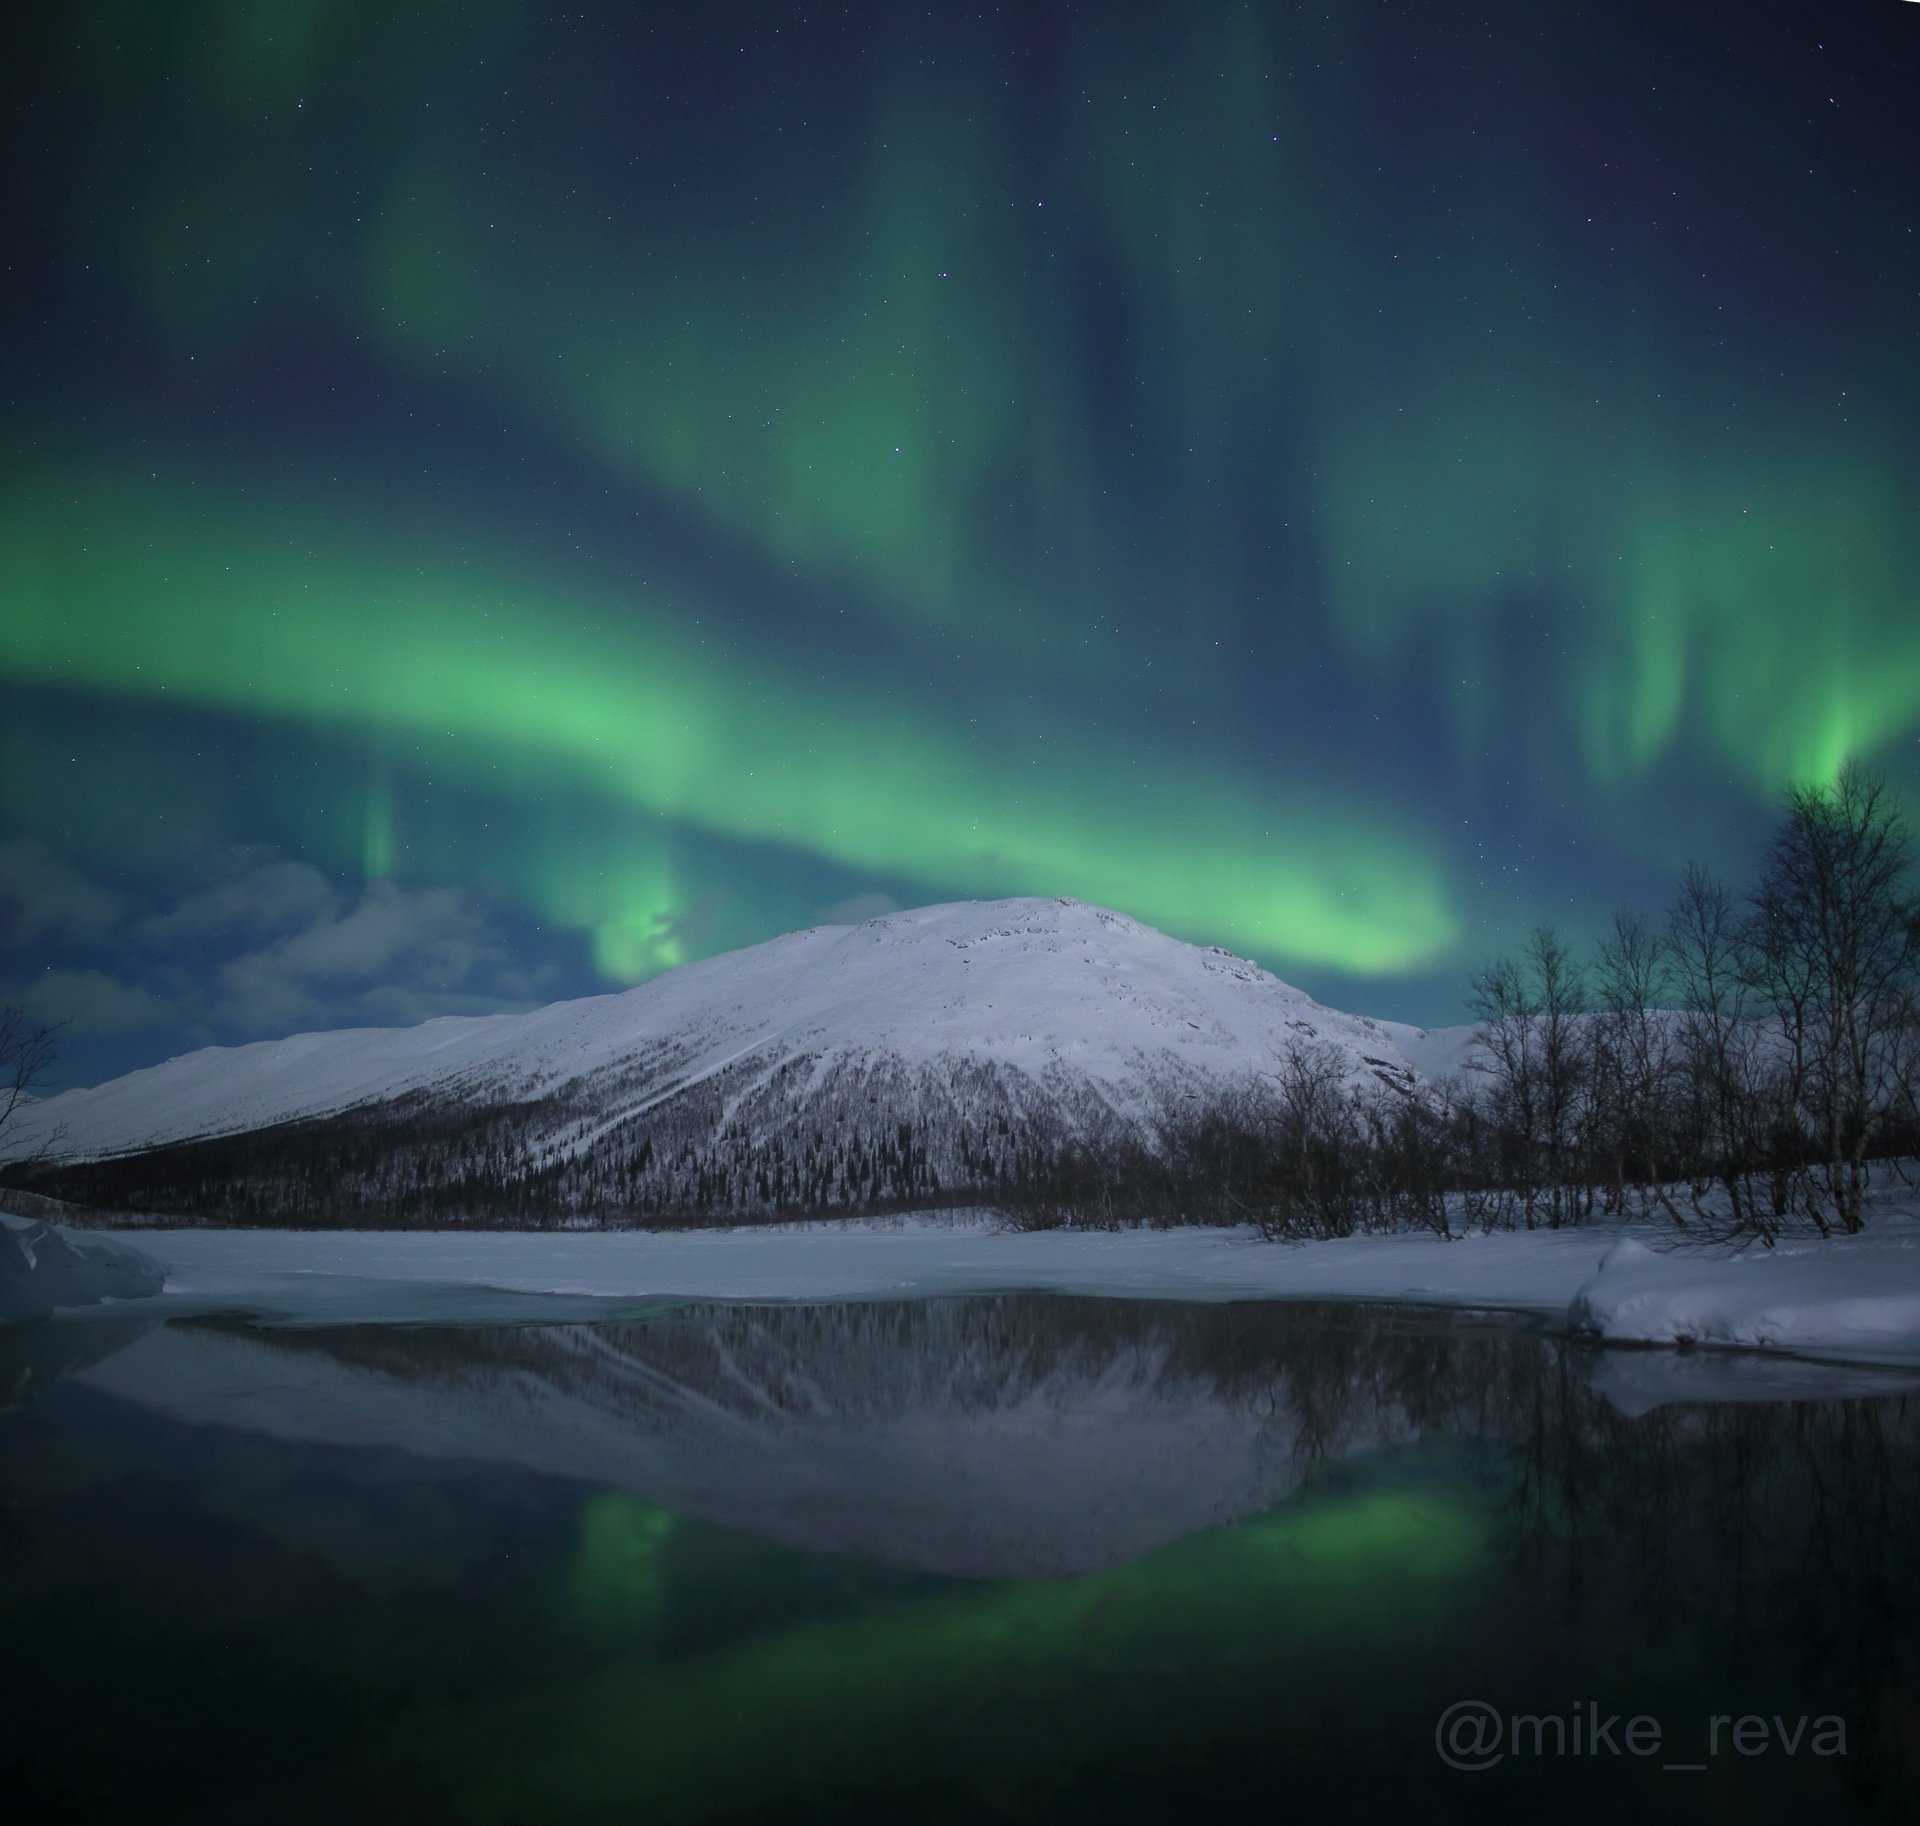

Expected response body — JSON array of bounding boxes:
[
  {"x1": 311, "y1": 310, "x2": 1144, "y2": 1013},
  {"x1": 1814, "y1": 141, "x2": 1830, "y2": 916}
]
[{"x1": 13, "y1": 1203, "x2": 1920, "y2": 1373}]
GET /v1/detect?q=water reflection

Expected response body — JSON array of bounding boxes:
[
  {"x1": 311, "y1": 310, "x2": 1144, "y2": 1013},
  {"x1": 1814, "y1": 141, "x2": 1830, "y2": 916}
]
[
  {"x1": 32, "y1": 1297, "x2": 1920, "y2": 1583},
  {"x1": 2, "y1": 1298, "x2": 1916, "y2": 1823},
  {"x1": 0, "y1": 1315, "x2": 154, "y2": 1411}
]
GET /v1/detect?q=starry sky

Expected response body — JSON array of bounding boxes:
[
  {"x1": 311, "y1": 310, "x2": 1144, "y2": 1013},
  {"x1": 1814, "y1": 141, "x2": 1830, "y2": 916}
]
[{"x1": 4, "y1": 0, "x2": 1918, "y2": 1087}]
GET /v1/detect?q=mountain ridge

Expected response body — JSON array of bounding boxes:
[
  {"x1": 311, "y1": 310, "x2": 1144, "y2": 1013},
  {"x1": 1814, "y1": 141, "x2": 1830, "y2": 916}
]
[{"x1": 4, "y1": 897, "x2": 1477, "y2": 1223}]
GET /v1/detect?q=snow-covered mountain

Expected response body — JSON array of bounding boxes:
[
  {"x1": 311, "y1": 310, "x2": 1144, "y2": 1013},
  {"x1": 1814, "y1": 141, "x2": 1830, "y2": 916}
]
[{"x1": 5, "y1": 897, "x2": 1475, "y2": 1221}]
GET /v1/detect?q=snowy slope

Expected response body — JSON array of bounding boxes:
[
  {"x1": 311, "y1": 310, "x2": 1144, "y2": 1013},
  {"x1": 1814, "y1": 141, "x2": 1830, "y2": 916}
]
[
  {"x1": 8, "y1": 898, "x2": 1452, "y2": 1171},
  {"x1": 1375, "y1": 1017, "x2": 1483, "y2": 1084}
]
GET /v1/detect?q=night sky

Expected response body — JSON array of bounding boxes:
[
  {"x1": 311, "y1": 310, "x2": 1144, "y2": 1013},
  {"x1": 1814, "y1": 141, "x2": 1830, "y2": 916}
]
[{"x1": 4, "y1": 1, "x2": 1918, "y2": 1088}]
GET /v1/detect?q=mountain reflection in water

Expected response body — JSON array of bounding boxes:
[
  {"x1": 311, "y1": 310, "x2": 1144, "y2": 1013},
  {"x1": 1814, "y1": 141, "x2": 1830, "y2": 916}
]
[{"x1": 2, "y1": 1297, "x2": 1916, "y2": 1824}]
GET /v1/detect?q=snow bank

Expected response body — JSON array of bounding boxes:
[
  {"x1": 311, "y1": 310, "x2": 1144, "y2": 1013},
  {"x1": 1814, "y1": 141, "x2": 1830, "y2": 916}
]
[
  {"x1": 1568, "y1": 1228, "x2": 1920, "y2": 1365},
  {"x1": 14, "y1": 1207, "x2": 1920, "y2": 1372},
  {"x1": 0, "y1": 1212, "x2": 169, "y2": 1324},
  {"x1": 95, "y1": 1217, "x2": 1618, "y2": 1329}
]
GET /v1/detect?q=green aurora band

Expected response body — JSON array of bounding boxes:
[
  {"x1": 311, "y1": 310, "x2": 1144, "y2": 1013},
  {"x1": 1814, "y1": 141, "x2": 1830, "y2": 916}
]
[
  {"x1": 0, "y1": 475, "x2": 1458, "y2": 974},
  {"x1": 5, "y1": 0, "x2": 1918, "y2": 1023}
]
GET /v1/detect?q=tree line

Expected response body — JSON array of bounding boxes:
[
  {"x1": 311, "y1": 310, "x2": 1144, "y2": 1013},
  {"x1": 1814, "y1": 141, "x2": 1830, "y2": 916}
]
[
  {"x1": 1, "y1": 1056, "x2": 1066, "y2": 1229},
  {"x1": 1000, "y1": 763, "x2": 1920, "y2": 1241},
  {"x1": 5, "y1": 766, "x2": 1915, "y2": 1237},
  {"x1": 1462, "y1": 763, "x2": 1919, "y2": 1238}
]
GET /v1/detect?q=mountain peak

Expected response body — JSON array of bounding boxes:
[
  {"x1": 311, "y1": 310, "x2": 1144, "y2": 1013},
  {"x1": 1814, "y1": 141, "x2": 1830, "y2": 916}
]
[{"x1": 8, "y1": 897, "x2": 1458, "y2": 1222}]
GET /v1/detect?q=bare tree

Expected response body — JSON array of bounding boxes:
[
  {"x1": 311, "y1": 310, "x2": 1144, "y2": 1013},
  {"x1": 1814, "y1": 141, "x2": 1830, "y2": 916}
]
[
  {"x1": 1467, "y1": 951, "x2": 1542, "y2": 1226},
  {"x1": 0, "y1": 1005, "x2": 63, "y2": 1183},
  {"x1": 1747, "y1": 764, "x2": 1919, "y2": 1233},
  {"x1": 1527, "y1": 925, "x2": 1590, "y2": 1225},
  {"x1": 1591, "y1": 909, "x2": 1674, "y2": 1214},
  {"x1": 1468, "y1": 926, "x2": 1589, "y2": 1228},
  {"x1": 1270, "y1": 1037, "x2": 1360, "y2": 1234},
  {"x1": 1663, "y1": 863, "x2": 1769, "y2": 1233}
]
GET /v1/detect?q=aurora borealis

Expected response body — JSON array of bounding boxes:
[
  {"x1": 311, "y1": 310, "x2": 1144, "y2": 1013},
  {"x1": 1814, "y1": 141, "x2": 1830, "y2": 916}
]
[{"x1": 4, "y1": 1, "x2": 1918, "y2": 1083}]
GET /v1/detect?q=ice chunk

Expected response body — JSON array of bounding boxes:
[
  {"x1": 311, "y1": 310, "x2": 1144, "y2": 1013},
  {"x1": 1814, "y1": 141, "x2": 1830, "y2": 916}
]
[{"x1": 0, "y1": 1212, "x2": 168, "y2": 1324}]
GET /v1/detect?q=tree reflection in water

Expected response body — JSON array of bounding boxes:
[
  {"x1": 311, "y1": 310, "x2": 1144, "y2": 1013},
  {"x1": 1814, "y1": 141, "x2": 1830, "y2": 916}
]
[{"x1": 3, "y1": 1296, "x2": 1916, "y2": 1821}]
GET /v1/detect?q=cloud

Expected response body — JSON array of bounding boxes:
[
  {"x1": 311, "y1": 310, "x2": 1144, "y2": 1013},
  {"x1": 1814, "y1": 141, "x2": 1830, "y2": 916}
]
[
  {"x1": 14, "y1": 969, "x2": 177, "y2": 1033},
  {"x1": 135, "y1": 854, "x2": 335, "y2": 947},
  {"x1": 0, "y1": 841, "x2": 125, "y2": 950},
  {"x1": 0, "y1": 844, "x2": 565, "y2": 1064},
  {"x1": 212, "y1": 879, "x2": 556, "y2": 1034}
]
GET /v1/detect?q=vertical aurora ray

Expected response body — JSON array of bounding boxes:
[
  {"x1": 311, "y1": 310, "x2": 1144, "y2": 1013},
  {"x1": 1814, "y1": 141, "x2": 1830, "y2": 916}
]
[{"x1": 4, "y1": 0, "x2": 1917, "y2": 1045}]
